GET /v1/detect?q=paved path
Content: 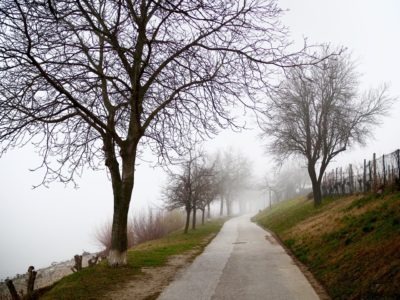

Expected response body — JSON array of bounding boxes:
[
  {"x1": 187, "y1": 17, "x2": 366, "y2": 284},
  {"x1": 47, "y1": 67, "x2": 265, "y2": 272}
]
[{"x1": 158, "y1": 214, "x2": 319, "y2": 300}]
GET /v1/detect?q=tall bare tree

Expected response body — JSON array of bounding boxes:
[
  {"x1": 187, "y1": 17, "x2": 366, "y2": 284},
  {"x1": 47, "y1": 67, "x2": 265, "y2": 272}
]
[
  {"x1": 164, "y1": 151, "x2": 215, "y2": 231},
  {"x1": 214, "y1": 150, "x2": 251, "y2": 215},
  {"x1": 0, "y1": 0, "x2": 318, "y2": 265},
  {"x1": 164, "y1": 174, "x2": 192, "y2": 233},
  {"x1": 192, "y1": 159, "x2": 216, "y2": 227},
  {"x1": 262, "y1": 51, "x2": 392, "y2": 206}
]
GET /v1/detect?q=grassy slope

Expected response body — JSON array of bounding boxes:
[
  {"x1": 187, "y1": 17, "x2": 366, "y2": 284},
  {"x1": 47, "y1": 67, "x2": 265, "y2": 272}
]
[
  {"x1": 253, "y1": 193, "x2": 400, "y2": 300},
  {"x1": 41, "y1": 219, "x2": 225, "y2": 300}
]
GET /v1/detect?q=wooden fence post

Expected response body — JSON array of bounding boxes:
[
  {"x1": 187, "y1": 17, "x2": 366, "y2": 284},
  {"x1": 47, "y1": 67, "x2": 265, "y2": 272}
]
[
  {"x1": 363, "y1": 159, "x2": 367, "y2": 192},
  {"x1": 382, "y1": 154, "x2": 386, "y2": 188},
  {"x1": 349, "y1": 164, "x2": 353, "y2": 194},
  {"x1": 397, "y1": 149, "x2": 400, "y2": 185},
  {"x1": 27, "y1": 266, "x2": 37, "y2": 298}
]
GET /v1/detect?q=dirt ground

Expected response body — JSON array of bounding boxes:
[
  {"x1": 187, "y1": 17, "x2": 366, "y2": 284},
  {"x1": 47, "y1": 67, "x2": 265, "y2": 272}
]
[
  {"x1": 105, "y1": 233, "x2": 218, "y2": 300},
  {"x1": 104, "y1": 250, "x2": 197, "y2": 300}
]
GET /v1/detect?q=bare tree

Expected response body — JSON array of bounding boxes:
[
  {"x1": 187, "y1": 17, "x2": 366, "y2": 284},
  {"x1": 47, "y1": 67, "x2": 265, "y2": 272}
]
[
  {"x1": 164, "y1": 151, "x2": 216, "y2": 231},
  {"x1": 261, "y1": 162, "x2": 310, "y2": 206},
  {"x1": 214, "y1": 150, "x2": 252, "y2": 215},
  {"x1": 164, "y1": 172, "x2": 191, "y2": 234},
  {"x1": 164, "y1": 153, "x2": 198, "y2": 234},
  {"x1": 192, "y1": 161, "x2": 216, "y2": 227},
  {"x1": 262, "y1": 50, "x2": 392, "y2": 206},
  {"x1": 0, "y1": 0, "x2": 319, "y2": 265}
]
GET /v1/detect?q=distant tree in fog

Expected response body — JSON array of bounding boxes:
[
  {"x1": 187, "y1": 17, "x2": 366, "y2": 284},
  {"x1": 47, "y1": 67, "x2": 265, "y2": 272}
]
[
  {"x1": 262, "y1": 49, "x2": 392, "y2": 206},
  {"x1": 215, "y1": 150, "x2": 252, "y2": 216},
  {"x1": 164, "y1": 151, "x2": 216, "y2": 232},
  {"x1": 264, "y1": 163, "x2": 310, "y2": 203}
]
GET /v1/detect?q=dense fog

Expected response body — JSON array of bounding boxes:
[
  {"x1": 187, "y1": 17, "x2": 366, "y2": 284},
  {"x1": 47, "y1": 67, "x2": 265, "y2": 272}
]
[{"x1": 1, "y1": 0, "x2": 400, "y2": 280}]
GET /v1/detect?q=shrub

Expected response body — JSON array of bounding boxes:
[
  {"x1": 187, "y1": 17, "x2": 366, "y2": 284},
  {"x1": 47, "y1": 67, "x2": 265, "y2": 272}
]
[
  {"x1": 95, "y1": 209, "x2": 184, "y2": 254},
  {"x1": 94, "y1": 220, "x2": 135, "y2": 254},
  {"x1": 132, "y1": 209, "x2": 184, "y2": 245}
]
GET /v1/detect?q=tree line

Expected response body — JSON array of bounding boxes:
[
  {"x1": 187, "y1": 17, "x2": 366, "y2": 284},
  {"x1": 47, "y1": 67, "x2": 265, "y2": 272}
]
[{"x1": 164, "y1": 149, "x2": 252, "y2": 233}]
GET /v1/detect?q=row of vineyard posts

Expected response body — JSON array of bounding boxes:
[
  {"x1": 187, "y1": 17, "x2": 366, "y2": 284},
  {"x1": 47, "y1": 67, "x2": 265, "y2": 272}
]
[{"x1": 322, "y1": 149, "x2": 400, "y2": 196}]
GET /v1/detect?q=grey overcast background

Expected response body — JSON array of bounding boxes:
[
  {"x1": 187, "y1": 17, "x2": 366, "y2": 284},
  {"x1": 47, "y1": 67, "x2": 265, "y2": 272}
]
[{"x1": 1, "y1": 0, "x2": 399, "y2": 279}]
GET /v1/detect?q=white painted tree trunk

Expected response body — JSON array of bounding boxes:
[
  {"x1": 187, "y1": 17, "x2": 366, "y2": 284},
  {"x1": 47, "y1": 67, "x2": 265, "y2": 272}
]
[{"x1": 108, "y1": 250, "x2": 127, "y2": 266}]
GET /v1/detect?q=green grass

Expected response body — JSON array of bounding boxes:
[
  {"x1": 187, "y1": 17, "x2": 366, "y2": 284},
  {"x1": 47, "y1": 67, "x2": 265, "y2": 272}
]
[
  {"x1": 41, "y1": 219, "x2": 225, "y2": 300},
  {"x1": 252, "y1": 195, "x2": 337, "y2": 234},
  {"x1": 253, "y1": 192, "x2": 400, "y2": 299}
]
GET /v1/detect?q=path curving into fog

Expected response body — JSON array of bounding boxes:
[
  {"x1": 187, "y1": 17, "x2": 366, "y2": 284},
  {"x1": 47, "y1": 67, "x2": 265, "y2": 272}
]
[{"x1": 158, "y1": 214, "x2": 319, "y2": 300}]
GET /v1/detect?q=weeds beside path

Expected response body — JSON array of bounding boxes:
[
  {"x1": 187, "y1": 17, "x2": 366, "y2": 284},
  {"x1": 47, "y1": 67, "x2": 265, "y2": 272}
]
[{"x1": 41, "y1": 219, "x2": 225, "y2": 300}]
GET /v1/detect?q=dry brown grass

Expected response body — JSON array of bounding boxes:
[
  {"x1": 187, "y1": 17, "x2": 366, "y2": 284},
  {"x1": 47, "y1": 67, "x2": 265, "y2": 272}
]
[{"x1": 287, "y1": 194, "x2": 383, "y2": 239}]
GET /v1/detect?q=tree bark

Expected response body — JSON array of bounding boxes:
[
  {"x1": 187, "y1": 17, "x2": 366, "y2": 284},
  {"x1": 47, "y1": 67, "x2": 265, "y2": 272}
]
[
  {"x1": 207, "y1": 203, "x2": 210, "y2": 219},
  {"x1": 184, "y1": 206, "x2": 191, "y2": 234},
  {"x1": 219, "y1": 195, "x2": 224, "y2": 216},
  {"x1": 308, "y1": 164, "x2": 322, "y2": 206},
  {"x1": 106, "y1": 142, "x2": 136, "y2": 266},
  {"x1": 192, "y1": 205, "x2": 197, "y2": 230},
  {"x1": 109, "y1": 196, "x2": 130, "y2": 266},
  {"x1": 226, "y1": 194, "x2": 232, "y2": 216},
  {"x1": 201, "y1": 209, "x2": 205, "y2": 225},
  {"x1": 71, "y1": 255, "x2": 82, "y2": 272},
  {"x1": 5, "y1": 279, "x2": 20, "y2": 300},
  {"x1": 27, "y1": 266, "x2": 37, "y2": 297}
]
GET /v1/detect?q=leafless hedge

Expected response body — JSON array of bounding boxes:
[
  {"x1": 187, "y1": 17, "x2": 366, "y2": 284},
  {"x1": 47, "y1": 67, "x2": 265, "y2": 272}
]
[{"x1": 95, "y1": 209, "x2": 184, "y2": 252}]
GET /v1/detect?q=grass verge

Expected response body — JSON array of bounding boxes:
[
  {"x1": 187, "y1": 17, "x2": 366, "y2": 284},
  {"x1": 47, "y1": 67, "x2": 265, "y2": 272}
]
[
  {"x1": 253, "y1": 192, "x2": 400, "y2": 299},
  {"x1": 40, "y1": 219, "x2": 225, "y2": 300}
]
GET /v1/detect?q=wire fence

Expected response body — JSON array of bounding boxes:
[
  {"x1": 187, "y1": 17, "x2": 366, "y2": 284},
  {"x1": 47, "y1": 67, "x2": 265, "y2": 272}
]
[{"x1": 322, "y1": 149, "x2": 400, "y2": 196}]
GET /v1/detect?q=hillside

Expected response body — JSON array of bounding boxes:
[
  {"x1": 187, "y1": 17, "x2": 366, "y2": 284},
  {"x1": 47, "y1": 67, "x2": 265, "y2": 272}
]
[{"x1": 253, "y1": 192, "x2": 400, "y2": 299}]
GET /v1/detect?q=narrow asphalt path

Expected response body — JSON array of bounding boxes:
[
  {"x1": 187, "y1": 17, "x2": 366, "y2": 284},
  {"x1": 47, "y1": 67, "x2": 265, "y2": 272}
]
[{"x1": 158, "y1": 214, "x2": 319, "y2": 300}]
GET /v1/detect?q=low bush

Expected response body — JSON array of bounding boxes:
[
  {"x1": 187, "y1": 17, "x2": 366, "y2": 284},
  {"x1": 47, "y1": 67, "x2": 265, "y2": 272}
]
[{"x1": 95, "y1": 209, "x2": 185, "y2": 253}]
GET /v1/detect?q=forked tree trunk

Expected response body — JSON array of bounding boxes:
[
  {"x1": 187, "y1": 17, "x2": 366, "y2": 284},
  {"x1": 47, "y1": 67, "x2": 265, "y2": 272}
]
[
  {"x1": 308, "y1": 164, "x2": 322, "y2": 206},
  {"x1": 106, "y1": 142, "x2": 136, "y2": 267},
  {"x1": 312, "y1": 181, "x2": 322, "y2": 206}
]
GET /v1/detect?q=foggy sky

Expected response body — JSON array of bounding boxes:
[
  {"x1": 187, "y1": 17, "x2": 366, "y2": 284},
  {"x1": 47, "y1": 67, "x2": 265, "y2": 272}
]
[{"x1": 1, "y1": 0, "x2": 400, "y2": 279}]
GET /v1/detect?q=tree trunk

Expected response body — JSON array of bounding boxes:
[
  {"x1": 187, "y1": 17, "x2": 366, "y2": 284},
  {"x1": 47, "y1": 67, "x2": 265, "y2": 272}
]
[
  {"x1": 109, "y1": 199, "x2": 130, "y2": 266},
  {"x1": 226, "y1": 194, "x2": 232, "y2": 216},
  {"x1": 207, "y1": 203, "x2": 211, "y2": 219},
  {"x1": 312, "y1": 180, "x2": 322, "y2": 206},
  {"x1": 184, "y1": 206, "x2": 191, "y2": 234},
  {"x1": 5, "y1": 280, "x2": 20, "y2": 300},
  {"x1": 192, "y1": 205, "x2": 197, "y2": 230},
  {"x1": 219, "y1": 195, "x2": 224, "y2": 216},
  {"x1": 201, "y1": 209, "x2": 205, "y2": 225},
  {"x1": 27, "y1": 266, "x2": 37, "y2": 298},
  {"x1": 308, "y1": 164, "x2": 322, "y2": 206},
  {"x1": 106, "y1": 142, "x2": 136, "y2": 267}
]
